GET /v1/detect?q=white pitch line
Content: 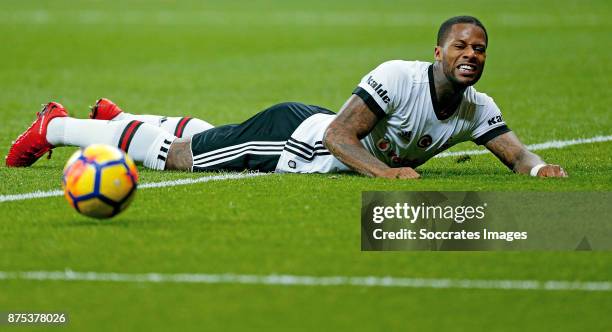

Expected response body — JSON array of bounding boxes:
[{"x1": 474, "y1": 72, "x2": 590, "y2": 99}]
[
  {"x1": 0, "y1": 172, "x2": 268, "y2": 203},
  {"x1": 0, "y1": 270, "x2": 609, "y2": 292},
  {"x1": 435, "y1": 134, "x2": 612, "y2": 158},
  {"x1": 1, "y1": 135, "x2": 610, "y2": 203}
]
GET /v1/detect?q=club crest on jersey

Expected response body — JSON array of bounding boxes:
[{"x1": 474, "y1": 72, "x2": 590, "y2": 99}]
[
  {"x1": 288, "y1": 160, "x2": 296, "y2": 169},
  {"x1": 387, "y1": 150, "x2": 400, "y2": 165},
  {"x1": 391, "y1": 155, "x2": 402, "y2": 165},
  {"x1": 417, "y1": 135, "x2": 432, "y2": 148},
  {"x1": 366, "y1": 76, "x2": 391, "y2": 104},
  {"x1": 387, "y1": 150, "x2": 418, "y2": 167},
  {"x1": 377, "y1": 137, "x2": 391, "y2": 152}
]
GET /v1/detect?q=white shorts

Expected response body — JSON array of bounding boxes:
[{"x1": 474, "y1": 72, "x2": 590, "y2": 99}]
[{"x1": 275, "y1": 113, "x2": 351, "y2": 174}]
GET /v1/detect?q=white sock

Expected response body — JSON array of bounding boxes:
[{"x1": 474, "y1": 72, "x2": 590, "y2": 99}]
[
  {"x1": 114, "y1": 113, "x2": 213, "y2": 138},
  {"x1": 47, "y1": 118, "x2": 175, "y2": 170}
]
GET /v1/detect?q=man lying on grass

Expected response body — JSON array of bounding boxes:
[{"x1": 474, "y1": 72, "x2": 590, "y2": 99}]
[{"x1": 6, "y1": 16, "x2": 566, "y2": 179}]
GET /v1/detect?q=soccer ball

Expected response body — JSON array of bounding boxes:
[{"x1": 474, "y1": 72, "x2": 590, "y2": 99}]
[{"x1": 62, "y1": 144, "x2": 138, "y2": 219}]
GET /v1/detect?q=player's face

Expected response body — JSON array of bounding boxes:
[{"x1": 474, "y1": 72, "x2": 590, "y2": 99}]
[{"x1": 435, "y1": 23, "x2": 487, "y2": 87}]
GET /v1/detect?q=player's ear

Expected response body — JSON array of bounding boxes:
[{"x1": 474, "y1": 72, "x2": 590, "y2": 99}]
[{"x1": 434, "y1": 46, "x2": 442, "y2": 61}]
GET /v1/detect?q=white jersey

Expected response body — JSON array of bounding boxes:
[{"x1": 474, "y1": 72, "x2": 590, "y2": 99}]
[{"x1": 275, "y1": 60, "x2": 509, "y2": 173}]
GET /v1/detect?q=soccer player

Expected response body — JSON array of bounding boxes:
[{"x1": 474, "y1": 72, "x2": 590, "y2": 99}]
[{"x1": 6, "y1": 16, "x2": 566, "y2": 178}]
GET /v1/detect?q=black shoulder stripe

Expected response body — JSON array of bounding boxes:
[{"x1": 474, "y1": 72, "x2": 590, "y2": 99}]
[
  {"x1": 473, "y1": 125, "x2": 512, "y2": 145},
  {"x1": 352, "y1": 87, "x2": 386, "y2": 119}
]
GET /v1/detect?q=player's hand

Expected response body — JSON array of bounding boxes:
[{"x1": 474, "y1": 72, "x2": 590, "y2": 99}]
[
  {"x1": 378, "y1": 167, "x2": 420, "y2": 179},
  {"x1": 536, "y1": 164, "x2": 568, "y2": 177}
]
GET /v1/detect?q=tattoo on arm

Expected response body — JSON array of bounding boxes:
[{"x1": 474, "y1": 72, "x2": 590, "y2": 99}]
[
  {"x1": 324, "y1": 95, "x2": 390, "y2": 177},
  {"x1": 485, "y1": 132, "x2": 544, "y2": 174},
  {"x1": 326, "y1": 134, "x2": 387, "y2": 177}
]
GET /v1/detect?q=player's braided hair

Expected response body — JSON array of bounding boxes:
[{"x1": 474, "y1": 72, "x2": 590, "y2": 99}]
[{"x1": 437, "y1": 16, "x2": 488, "y2": 47}]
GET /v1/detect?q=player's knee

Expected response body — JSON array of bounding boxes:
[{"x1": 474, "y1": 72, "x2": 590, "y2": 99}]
[{"x1": 166, "y1": 138, "x2": 193, "y2": 171}]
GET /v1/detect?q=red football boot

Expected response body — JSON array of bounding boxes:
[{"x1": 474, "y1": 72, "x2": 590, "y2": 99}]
[
  {"x1": 6, "y1": 102, "x2": 69, "y2": 167},
  {"x1": 89, "y1": 98, "x2": 123, "y2": 120}
]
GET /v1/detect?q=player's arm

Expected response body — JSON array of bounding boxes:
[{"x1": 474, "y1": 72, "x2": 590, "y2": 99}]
[
  {"x1": 323, "y1": 95, "x2": 419, "y2": 179},
  {"x1": 484, "y1": 131, "x2": 567, "y2": 177}
]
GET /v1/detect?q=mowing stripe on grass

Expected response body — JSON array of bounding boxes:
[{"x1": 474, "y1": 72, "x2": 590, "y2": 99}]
[
  {"x1": 0, "y1": 172, "x2": 268, "y2": 203},
  {"x1": 1, "y1": 135, "x2": 610, "y2": 203},
  {"x1": 1, "y1": 11, "x2": 607, "y2": 28},
  {"x1": 0, "y1": 270, "x2": 609, "y2": 292}
]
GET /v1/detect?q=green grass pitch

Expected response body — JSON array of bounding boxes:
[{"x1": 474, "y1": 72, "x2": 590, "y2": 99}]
[{"x1": 0, "y1": 0, "x2": 611, "y2": 330}]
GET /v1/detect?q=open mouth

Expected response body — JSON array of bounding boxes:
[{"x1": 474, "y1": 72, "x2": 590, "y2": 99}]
[{"x1": 456, "y1": 64, "x2": 478, "y2": 75}]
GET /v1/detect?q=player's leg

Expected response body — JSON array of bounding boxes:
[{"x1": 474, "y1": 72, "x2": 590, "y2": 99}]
[
  {"x1": 6, "y1": 102, "x2": 175, "y2": 171},
  {"x1": 90, "y1": 98, "x2": 214, "y2": 138},
  {"x1": 6, "y1": 101, "x2": 333, "y2": 172},
  {"x1": 170, "y1": 102, "x2": 334, "y2": 172},
  {"x1": 47, "y1": 117, "x2": 174, "y2": 170}
]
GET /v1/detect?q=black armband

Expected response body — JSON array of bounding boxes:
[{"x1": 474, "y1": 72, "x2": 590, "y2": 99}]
[
  {"x1": 473, "y1": 125, "x2": 512, "y2": 145},
  {"x1": 352, "y1": 87, "x2": 386, "y2": 119}
]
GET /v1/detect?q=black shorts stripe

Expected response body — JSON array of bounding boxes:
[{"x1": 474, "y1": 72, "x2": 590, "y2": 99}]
[
  {"x1": 285, "y1": 141, "x2": 313, "y2": 156},
  {"x1": 288, "y1": 137, "x2": 327, "y2": 151},
  {"x1": 283, "y1": 146, "x2": 331, "y2": 161},
  {"x1": 194, "y1": 146, "x2": 284, "y2": 166},
  {"x1": 285, "y1": 141, "x2": 328, "y2": 157},
  {"x1": 193, "y1": 142, "x2": 285, "y2": 163},
  {"x1": 287, "y1": 137, "x2": 327, "y2": 150},
  {"x1": 288, "y1": 137, "x2": 316, "y2": 150}
]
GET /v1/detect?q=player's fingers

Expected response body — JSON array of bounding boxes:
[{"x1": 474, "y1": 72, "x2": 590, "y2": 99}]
[
  {"x1": 548, "y1": 165, "x2": 561, "y2": 177},
  {"x1": 537, "y1": 166, "x2": 549, "y2": 177},
  {"x1": 540, "y1": 165, "x2": 566, "y2": 178},
  {"x1": 551, "y1": 165, "x2": 567, "y2": 177},
  {"x1": 396, "y1": 173, "x2": 418, "y2": 179},
  {"x1": 396, "y1": 168, "x2": 419, "y2": 179},
  {"x1": 407, "y1": 168, "x2": 420, "y2": 179},
  {"x1": 538, "y1": 165, "x2": 554, "y2": 177}
]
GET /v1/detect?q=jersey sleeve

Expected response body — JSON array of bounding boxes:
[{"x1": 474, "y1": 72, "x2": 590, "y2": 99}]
[
  {"x1": 352, "y1": 61, "x2": 406, "y2": 118},
  {"x1": 471, "y1": 96, "x2": 512, "y2": 145}
]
